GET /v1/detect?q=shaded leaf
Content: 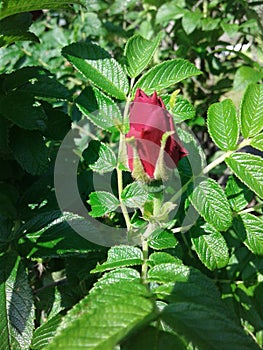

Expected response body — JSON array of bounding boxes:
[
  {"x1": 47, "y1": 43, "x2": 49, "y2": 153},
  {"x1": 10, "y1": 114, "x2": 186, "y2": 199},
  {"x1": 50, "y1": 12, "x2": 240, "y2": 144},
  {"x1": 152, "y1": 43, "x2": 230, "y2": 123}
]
[{"x1": 88, "y1": 191, "x2": 120, "y2": 217}]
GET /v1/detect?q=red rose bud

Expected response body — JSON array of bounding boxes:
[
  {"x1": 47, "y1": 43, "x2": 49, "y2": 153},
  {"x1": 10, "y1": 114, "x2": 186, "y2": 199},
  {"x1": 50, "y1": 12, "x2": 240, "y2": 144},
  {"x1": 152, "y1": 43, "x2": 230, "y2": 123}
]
[{"x1": 125, "y1": 88, "x2": 188, "y2": 181}]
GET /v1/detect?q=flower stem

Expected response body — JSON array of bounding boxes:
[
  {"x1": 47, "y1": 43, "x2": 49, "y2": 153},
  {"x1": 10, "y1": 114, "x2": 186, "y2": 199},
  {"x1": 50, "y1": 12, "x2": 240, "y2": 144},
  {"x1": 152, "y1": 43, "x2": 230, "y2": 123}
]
[
  {"x1": 238, "y1": 202, "x2": 263, "y2": 215},
  {"x1": 141, "y1": 236, "x2": 148, "y2": 284},
  {"x1": 203, "y1": 138, "x2": 251, "y2": 174}
]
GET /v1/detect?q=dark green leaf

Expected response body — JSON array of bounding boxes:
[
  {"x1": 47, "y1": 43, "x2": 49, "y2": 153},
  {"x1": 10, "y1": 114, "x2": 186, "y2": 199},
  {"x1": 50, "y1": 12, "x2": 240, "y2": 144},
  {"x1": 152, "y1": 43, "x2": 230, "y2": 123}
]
[
  {"x1": 162, "y1": 302, "x2": 259, "y2": 350},
  {"x1": 0, "y1": 0, "x2": 84, "y2": 20},
  {"x1": 0, "y1": 91, "x2": 46, "y2": 130},
  {"x1": 122, "y1": 325, "x2": 186, "y2": 350},
  {"x1": 10, "y1": 129, "x2": 49, "y2": 175}
]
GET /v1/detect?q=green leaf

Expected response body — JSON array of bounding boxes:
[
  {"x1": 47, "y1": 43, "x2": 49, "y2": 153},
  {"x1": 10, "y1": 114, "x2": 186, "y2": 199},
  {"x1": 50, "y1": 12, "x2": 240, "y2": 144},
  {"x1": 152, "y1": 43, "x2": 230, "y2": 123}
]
[
  {"x1": 88, "y1": 191, "x2": 120, "y2": 217},
  {"x1": 240, "y1": 83, "x2": 263, "y2": 138},
  {"x1": 162, "y1": 302, "x2": 259, "y2": 350},
  {"x1": 95, "y1": 267, "x2": 141, "y2": 287},
  {"x1": 182, "y1": 10, "x2": 202, "y2": 35},
  {"x1": 10, "y1": 129, "x2": 49, "y2": 175},
  {"x1": 155, "y1": 2, "x2": 185, "y2": 24},
  {"x1": 0, "y1": 252, "x2": 34, "y2": 350},
  {"x1": 121, "y1": 182, "x2": 148, "y2": 208},
  {"x1": 225, "y1": 175, "x2": 254, "y2": 211},
  {"x1": 76, "y1": 86, "x2": 122, "y2": 130},
  {"x1": 0, "y1": 0, "x2": 84, "y2": 20},
  {"x1": 0, "y1": 118, "x2": 9, "y2": 154},
  {"x1": 83, "y1": 140, "x2": 117, "y2": 173},
  {"x1": 148, "y1": 262, "x2": 189, "y2": 283},
  {"x1": 207, "y1": 99, "x2": 239, "y2": 151},
  {"x1": 0, "y1": 91, "x2": 46, "y2": 130},
  {"x1": 233, "y1": 213, "x2": 263, "y2": 255},
  {"x1": 171, "y1": 95, "x2": 195, "y2": 123},
  {"x1": 31, "y1": 313, "x2": 63, "y2": 349},
  {"x1": 225, "y1": 152, "x2": 263, "y2": 199},
  {"x1": 62, "y1": 42, "x2": 129, "y2": 100},
  {"x1": 162, "y1": 94, "x2": 195, "y2": 123},
  {"x1": 47, "y1": 280, "x2": 155, "y2": 350},
  {"x1": 148, "y1": 228, "x2": 178, "y2": 250},
  {"x1": 124, "y1": 33, "x2": 161, "y2": 78},
  {"x1": 91, "y1": 245, "x2": 143, "y2": 273},
  {"x1": 0, "y1": 13, "x2": 39, "y2": 47},
  {"x1": 190, "y1": 178, "x2": 232, "y2": 231},
  {"x1": 191, "y1": 222, "x2": 229, "y2": 270},
  {"x1": 251, "y1": 133, "x2": 263, "y2": 151},
  {"x1": 233, "y1": 67, "x2": 263, "y2": 92},
  {"x1": 133, "y1": 59, "x2": 201, "y2": 95},
  {"x1": 122, "y1": 325, "x2": 186, "y2": 350},
  {"x1": 148, "y1": 252, "x2": 179, "y2": 266}
]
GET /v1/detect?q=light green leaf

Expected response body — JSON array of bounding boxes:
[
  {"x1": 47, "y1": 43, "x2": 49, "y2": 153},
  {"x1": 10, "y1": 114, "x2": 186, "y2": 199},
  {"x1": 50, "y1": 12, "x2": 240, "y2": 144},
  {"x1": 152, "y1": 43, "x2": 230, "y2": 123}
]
[
  {"x1": 162, "y1": 302, "x2": 259, "y2": 350},
  {"x1": 83, "y1": 140, "x2": 117, "y2": 174},
  {"x1": 240, "y1": 83, "x2": 263, "y2": 138},
  {"x1": 148, "y1": 252, "x2": 179, "y2": 266},
  {"x1": 0, "y1": 253, "x2": 34, "y2": 350},
  {"x1": 162, "y1": 94, "x2": 195, "y2": 123},
  {"x1": 207, "y1": 99, "x2": 239, "y2": 151},
  {"x1": 0, "y1": 0, "x2": 84, "y2": 20},
  {"x1": 251, "y1": 133, "x2": 263, "y2": 151},
  {"x1": 225, "y1": 152, "x2": 263, "y2": 199},
  {"x1": 91, "y1": 245, "x2": 143, "y2": 273},
  {"x1": 155, "y1": 2, "x2": 185, "y2": 24},
  {"x1": 133, "y1": 59, "x2": 201, "y2": 95},
  {"x1": 191, "y1": 222, "x2": 229, "y2": 270},
  {"x1": 31, "y1": 313, "x2": 63, "y2": 349},
  {"x1": 124, "y1": 33, "x2": 161, "y2": 78},
  {"x1": 233, "y1": 213, "x2": 263, "y2": 255},
  {"x1": 190, "y1": 178, "x2": 232, "y2": 231},
  {"x1": 233, "y1": 67, "x2": 263, "y2": 91},
  {"x1": 88, "y1": 191, "x2": 120, "y2": 217},
  {"x1": 148, "y1": 228, "x2": 178, "y2": 250},
  {"x1": 62, "y1": 42, "x2": 129, "y2": 100},
  {"x1": 225, "y1": 175, "x2": 254, "y2": 211},
  {"x1": 121, "y1": 182, "x2": 148, "y2": 208},
  {"x1": 148, "y1": 262, "x2": 189, "y2": 283},
  {"x1": 47, "y1": 280, "x2": 155, "y2": 350},
  {"x1": 182, "y1": 10, "x2": 202, "y2": 34},
  {"x1": 76, "y1": 86, "x2": 122, "y2": 130},
  {"x1": 10, "y1": 129, "x2": 49, "y2": 175}
]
